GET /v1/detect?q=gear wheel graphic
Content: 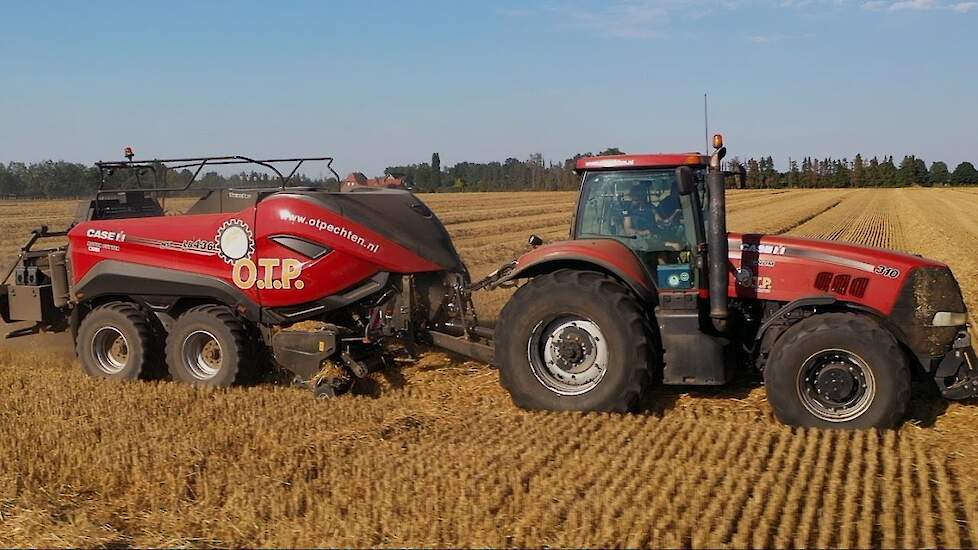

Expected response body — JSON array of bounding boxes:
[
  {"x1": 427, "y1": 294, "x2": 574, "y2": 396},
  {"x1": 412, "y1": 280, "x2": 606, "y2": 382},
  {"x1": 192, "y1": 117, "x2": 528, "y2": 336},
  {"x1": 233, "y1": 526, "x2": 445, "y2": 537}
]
[{"x1": 215, "y1": 219, "x2": 255, "y2": 264}]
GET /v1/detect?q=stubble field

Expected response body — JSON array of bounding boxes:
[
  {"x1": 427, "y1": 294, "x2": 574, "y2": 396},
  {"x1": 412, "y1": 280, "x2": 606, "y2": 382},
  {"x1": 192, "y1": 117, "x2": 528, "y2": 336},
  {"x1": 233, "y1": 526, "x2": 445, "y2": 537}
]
[{"x1": 1, "y1": 188, "x2": 978, "y2": 547}]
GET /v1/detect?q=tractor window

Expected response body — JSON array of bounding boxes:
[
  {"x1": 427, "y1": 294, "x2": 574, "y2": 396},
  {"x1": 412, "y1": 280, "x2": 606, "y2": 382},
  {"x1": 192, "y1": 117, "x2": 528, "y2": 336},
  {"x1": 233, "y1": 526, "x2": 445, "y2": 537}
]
[{"x1": 576, "y1": 169, "x2": 697, "y2": 270}]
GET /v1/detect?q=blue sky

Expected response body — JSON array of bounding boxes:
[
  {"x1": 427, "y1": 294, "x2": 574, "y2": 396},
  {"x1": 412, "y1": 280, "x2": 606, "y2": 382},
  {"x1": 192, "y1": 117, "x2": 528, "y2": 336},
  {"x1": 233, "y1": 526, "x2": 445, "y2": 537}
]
[{"x1": 1, "y1": 0, "x2": 974, "y2": 177}]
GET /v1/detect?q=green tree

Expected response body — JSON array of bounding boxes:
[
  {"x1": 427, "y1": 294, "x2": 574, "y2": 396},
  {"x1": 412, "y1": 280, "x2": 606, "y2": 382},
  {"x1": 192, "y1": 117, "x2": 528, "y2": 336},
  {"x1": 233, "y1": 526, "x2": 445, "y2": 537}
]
[
  {"x1": 878, "y1": 157, "x2": 898, "y2": 187},
  {"x1": 761, "y1": 156, "x2": 779, "y2": 188},
  {"x1": 852, "y1": 154, "x2": 864, "y2": 187},
  {"x1": 802, "y1": 157, "x2": 816, "y2": 188},
  {"x1": 897, "y1": 155, "x2": 916, "y2": 186},
  {"x1": 788, "y1": 159, "x2": 800, "y2": 188},
  {"x1": 952, "y1": 162, "x2": 978, "y2": 185},
  {"x1": 914, "y1": 157, "x2": 930, "y2": 186},
  {"x1": 725, "y1": 157, "x2": 744, "y2": 188},
  {"x1": 834, "y1": 158, "x2": 851, "y2": 188},
  {"x1": 930, "y1": 161, "x2": 950, "y2": 186},
  {"x1": 598, "y1": 147, "x2": 625, "y2": 156},
  {"x1": 865, "y1": 156, "x2": 879, "y2": 185},
  {"x1": 431, "y1": 152, "x2": 441, "y2": 189},
  {"x1": 746, "y1": 158, "x2": 762, "y2": 188}
]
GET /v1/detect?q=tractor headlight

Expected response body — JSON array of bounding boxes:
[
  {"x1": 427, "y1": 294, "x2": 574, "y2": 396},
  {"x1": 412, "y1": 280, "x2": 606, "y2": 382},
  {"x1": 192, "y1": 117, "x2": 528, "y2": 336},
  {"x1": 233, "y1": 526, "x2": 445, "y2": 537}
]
[{"x1": 932, "y1": 311, "x2": 969, "y2": 327}]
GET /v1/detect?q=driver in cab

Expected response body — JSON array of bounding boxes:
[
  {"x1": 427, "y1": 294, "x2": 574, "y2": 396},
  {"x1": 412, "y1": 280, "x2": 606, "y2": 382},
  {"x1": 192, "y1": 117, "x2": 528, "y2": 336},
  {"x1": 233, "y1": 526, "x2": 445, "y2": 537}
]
[
  {"x1": 651, "y1": 183, "x2": 681, "y2": 227},
  {"x1": 623, "y1": 181, "x2": 684, "y2": 252},
  {"x1": 622, "y1": 183, "x2": 655, "y2": 237}
]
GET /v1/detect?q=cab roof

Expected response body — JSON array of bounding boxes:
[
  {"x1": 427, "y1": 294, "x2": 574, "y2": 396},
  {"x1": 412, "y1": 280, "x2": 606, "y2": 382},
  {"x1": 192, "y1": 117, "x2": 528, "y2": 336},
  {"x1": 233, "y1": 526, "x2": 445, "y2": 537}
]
[{"x1": 574, "y1": 153, "x2": 708, "y2": 172}]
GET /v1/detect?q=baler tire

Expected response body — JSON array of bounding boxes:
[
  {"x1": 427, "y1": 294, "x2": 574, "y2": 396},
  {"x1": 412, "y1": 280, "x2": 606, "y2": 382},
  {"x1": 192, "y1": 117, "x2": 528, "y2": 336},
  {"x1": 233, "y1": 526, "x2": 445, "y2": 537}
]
[
  {"x1": 764, "y1": 312, "x2": 910, "y2": 429},
  {"x1": 165, "y1": 304, "x2": 256, "y2": 387},
  {"x1": 76, "y1": 301, "x2": 155, "y2": 381},
  {"x1": 495, "y1": 269, "x2": 651, "y2": 412}
]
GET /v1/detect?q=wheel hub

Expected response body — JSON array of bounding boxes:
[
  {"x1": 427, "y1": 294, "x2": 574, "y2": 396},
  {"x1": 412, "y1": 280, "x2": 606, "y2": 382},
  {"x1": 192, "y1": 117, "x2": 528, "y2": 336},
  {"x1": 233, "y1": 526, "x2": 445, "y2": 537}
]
[
  {"x1": 797, "y1": 349, "x2": 876, "y2": 422},
  {"x1": 552, "y1": 326, "x2": 595, "y2": 371},
  {"x1": 182, "y1": 330, "x2": 224, "y2": 381},
  {"x1": 109, "y1": 337, "x2": 129, "y2": 364},
  {"x1": 91, "y1": 326, "x2": 130, "y2": 375},
  {"x1": 528, "y1": 316, "x2": 609, "y2": 396},
  {"x1": 814, "y1": 364, "x2": 857, "y2": 403},
  {"x1": 201, "y1": 340, "x2": 222, "y2": 369}
]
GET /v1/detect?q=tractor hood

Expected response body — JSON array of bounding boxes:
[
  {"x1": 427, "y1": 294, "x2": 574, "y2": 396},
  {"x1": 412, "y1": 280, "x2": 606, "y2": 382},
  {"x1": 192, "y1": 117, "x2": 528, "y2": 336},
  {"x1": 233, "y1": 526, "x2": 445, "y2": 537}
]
[
  {"x1": 728, "y1": 233, "x2": 964, "y2": 315},
  {"x1": 730, "y1": 232, "x2": 968, "y2": 359}
]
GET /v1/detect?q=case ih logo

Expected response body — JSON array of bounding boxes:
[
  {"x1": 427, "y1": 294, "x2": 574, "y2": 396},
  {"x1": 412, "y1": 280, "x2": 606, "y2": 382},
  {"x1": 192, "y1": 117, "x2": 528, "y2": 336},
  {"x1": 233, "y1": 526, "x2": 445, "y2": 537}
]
[
  {"x1": 740, "y1": 242, "x2": 787, "y2": 255},
  {"x1": 86, "y1": 229, "x2": 126, "y2": 242}
]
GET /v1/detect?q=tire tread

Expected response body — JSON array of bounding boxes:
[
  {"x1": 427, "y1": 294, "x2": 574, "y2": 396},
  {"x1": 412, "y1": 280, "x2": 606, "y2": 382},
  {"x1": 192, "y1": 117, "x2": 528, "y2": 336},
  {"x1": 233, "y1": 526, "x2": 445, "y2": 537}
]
[
  {"x1": 76, "y1": 301, "x2": 155, "y2": 380},
  {"x1": 765, "y1": 312, "x2": 910, "y2": 428},
  {"x1": 496, "y1": 270, "x2": 651, "y2": 412},
  {"x1": 165, "y1": 304, "x2": 255, "y2": 385}
]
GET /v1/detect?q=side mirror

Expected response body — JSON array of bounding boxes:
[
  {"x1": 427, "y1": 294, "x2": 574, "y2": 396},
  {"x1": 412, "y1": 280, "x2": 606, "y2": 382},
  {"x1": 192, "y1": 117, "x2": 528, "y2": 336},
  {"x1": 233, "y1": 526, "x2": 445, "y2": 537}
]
[
  {"x1": 734, "y1": 164, "x2": 747, "y2": 190},
  {"x1": 527, "y1": 234, "x2": 544, "y2": 248},
  {"x1": 675, "y1": 166, "x2": 696, "y2": 196}
]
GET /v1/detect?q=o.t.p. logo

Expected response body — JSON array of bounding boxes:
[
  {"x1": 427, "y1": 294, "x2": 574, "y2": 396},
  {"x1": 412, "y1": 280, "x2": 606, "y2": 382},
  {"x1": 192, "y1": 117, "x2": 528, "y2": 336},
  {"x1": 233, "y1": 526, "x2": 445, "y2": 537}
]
[
  {"x1": 233, "y1": 258, "x2": 305, "y2": 290},
  {"x1": 216, "y1": 219, "x2": 305, "y2": 291}
]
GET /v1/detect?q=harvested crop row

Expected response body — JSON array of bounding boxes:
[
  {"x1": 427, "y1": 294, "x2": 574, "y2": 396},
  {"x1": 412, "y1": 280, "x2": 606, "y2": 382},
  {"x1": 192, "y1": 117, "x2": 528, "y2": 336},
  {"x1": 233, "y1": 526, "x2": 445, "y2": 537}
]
[
  {"x1": 891, "y1": 189, "x2": 978, "y2": 315},
  {"x1": 789, "y1": 189, "x2": 905, "y2": 251},
  {"x1": 447, "y1": 212, "x2": 573, "y2": 241},
  {"x1": 437, "y1": 202, "x2": 575, "y2": 225},
  {"x1": 724, "y1": 189, "x2": 794, "y2": 211},
  {"x1": 2, "y1": 346, "x2": 966, "y2": 549},
  {"x1": 420, "y1": 191, "x2": 574, "y2": 211},
  {"x1": 727, "y1": 189, "x2": 853, "y2": 234}
]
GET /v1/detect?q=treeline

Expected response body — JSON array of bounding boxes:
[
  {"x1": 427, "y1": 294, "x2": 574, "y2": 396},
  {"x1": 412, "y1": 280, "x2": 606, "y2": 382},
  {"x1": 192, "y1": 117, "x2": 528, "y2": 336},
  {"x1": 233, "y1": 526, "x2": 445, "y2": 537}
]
[
  {"x1": 390, "y1": 152, "x2": 978, "y2": 192},
  {"x1": 3, "y1": 151, "x2": 978, "y2": 198},
  {"x1": 732, "y1": 155, "x2": 978, "y2": 189},
  {"x1": 386, "y1": 149, "x2": 625, "y2": 192},
  {"x1": 0, "y1": 161, "x2": 335, "y2": 199}
]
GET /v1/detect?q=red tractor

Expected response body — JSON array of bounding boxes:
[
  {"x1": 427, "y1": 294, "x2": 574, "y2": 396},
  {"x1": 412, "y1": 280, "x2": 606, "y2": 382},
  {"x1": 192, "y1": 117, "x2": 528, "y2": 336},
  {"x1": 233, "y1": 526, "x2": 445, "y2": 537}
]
[{"x1": 1, "y1": 141, "x2": 975, "y2": 428}]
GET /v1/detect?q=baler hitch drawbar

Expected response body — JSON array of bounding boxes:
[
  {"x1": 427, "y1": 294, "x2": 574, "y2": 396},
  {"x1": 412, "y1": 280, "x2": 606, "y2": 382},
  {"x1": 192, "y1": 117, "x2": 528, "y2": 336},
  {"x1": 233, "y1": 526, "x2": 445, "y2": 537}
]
[{"x1": 1, "y1": 226, "x2": 71, "y2": 338}]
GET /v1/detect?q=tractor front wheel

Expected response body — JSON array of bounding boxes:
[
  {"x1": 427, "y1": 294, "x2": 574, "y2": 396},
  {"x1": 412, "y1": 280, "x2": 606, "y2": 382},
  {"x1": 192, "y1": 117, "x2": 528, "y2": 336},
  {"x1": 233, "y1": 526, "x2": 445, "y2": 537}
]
[
  {"x1": 764, "y1": 312, "x2": 910, "y2": 429},
  {"x1": 495, "y1": 270, "x2": 652, "y2": 412}
]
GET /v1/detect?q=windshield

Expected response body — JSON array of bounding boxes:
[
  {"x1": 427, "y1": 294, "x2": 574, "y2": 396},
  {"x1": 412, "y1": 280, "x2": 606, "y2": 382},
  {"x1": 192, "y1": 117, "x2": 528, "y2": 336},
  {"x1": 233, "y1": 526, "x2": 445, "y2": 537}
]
[{"x1": 576, "y1": 169, "x2": 695, "y2": 253}]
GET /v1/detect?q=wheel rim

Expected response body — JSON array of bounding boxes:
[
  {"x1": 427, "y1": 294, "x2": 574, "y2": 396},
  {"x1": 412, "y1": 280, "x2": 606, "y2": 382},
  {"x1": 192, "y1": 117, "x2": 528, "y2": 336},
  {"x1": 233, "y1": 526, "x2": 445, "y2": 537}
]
[
  {"x1": 796, "y1": 348, "x2": 876, "y2": 422},
  {"x1": 91, "y1": 326, "x2": 130, "y2": 374},
  {"x1": 527, "y1": 315, "x2": 609, "y2": 396},
  {"x1": 182, "y1": 330, "x2": 223, "y2": 381}
]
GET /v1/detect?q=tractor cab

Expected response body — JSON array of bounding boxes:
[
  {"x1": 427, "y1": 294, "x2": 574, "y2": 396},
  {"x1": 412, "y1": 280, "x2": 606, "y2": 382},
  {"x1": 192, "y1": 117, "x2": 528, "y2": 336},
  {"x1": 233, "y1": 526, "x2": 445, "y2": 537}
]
[{"x1": 572, "y1": 154, "x2": 708, "y2": 292}]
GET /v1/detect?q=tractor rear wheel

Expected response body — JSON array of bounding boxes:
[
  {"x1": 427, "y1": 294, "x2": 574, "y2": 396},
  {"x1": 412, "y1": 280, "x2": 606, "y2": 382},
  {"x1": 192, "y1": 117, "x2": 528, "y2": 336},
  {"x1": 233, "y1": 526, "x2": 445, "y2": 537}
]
[
  {"x1": 495, "y1": 270, "x2": 652, "y2": 412},
  {"x1": 76, "y1": 302, "x2": 155, "y2": 380},
  {"x1": 764, "y1": 312, "x2": 910, "y2": 429},
  {"x1": 165, "y1": 304, "x2": 256, "y2": 386}
]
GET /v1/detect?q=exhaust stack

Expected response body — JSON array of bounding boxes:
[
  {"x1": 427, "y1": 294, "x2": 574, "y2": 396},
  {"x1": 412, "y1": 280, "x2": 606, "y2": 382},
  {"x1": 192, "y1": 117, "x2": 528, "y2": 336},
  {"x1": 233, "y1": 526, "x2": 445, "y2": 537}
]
[{"x1": 707, "y1": 136, "x2": 729, "y2": 332}]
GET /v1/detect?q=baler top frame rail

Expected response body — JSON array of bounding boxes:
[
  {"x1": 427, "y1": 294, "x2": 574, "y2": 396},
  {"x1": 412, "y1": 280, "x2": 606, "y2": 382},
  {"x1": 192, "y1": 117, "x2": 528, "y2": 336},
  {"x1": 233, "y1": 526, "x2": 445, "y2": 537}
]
[{"x1": 95, "y1": 155, "x2": 342, "y2": 198}]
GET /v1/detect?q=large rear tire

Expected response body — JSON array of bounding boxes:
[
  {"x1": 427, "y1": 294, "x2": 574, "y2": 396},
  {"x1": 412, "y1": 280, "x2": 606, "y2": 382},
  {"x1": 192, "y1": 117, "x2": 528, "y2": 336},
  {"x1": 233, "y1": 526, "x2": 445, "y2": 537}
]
[
  {"x1": 76, "y1": 302, "x2": 155, "y2": 380},
  {"x1": 495, "y1": 270, "x2": 652, "y2": 412},
  {"x1": 764, "y1": 312, "x2": 910, "y2": 429},
  {"x1": 165, "y1": 304, "x2": 256, "y2": 386}
]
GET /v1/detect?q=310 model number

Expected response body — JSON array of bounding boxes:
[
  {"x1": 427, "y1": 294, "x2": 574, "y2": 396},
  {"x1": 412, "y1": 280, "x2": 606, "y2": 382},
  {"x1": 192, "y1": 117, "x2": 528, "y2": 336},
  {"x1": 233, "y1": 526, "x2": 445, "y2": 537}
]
[{"x1": 874, "y1": 265, "x2": 901, "y2": 279}]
